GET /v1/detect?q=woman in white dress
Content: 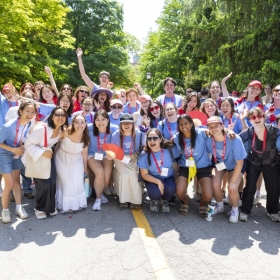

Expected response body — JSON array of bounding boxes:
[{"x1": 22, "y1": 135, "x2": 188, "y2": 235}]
[{"x1": 55, "y1": 114, "x2": 90, "y2": 213}]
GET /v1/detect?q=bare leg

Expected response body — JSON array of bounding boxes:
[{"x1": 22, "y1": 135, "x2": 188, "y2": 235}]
[
  {"x1": 12, "y1": 170, "x2": 22, "y2": 205},
  {"x1": 212, "y1": 168, "x2": 225, "y2": 202},
  {"x1": 176, "y1": 176, "x2": 188, "y2": 205},
  {"x1": 228, "y1": 171, "x2": 243, "y2": 207},
  {"x1": 2, "y1": 173, "x2": 14, "y2": 209},
  {"x1": 199, "y1": 177, "x2": 213, "y2": 205}
]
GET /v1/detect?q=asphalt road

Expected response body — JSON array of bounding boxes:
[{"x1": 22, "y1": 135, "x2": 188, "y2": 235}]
[{"x1": 0, "y1": 182, "x2": 280, "y2": 280}]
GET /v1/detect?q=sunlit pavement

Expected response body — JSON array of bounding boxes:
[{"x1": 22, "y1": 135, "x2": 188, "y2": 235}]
[{"x1": 0, "y1": 181, "x2": 279, "y2": 280}]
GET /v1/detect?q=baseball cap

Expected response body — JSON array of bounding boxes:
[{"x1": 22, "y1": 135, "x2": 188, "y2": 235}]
[
  {"x1": 207, "y1": 116, "x2": 223, "y2": 126},
  {"x1": 120, "y1": 113, "x2": 134, "y2": 123},
  {"x1": 248, "y1": 80, "x2": 262, "y2": 88}
]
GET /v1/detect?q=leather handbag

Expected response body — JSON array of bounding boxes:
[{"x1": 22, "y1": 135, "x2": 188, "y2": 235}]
[{"x1": 25, "y1": 125, "x2": 51, "y2": 179}]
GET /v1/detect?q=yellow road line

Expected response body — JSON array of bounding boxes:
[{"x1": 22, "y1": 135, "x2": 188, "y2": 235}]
[{"x1": 132, "y1": 207, "x2": 175, "y2": 280}]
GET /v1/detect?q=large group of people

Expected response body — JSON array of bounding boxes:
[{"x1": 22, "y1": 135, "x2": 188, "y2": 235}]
[{"x1": 1, "y1": 49, "x2": 280, "y2": 225}]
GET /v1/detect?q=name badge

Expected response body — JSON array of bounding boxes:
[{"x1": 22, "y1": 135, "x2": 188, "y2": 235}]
[
  {"x1": 216, "y1": 162, "x2": 226, "y2": 171},
  {"x1": 122, "y1": 156, "x2": 130, "y2": 164},
  {"x1": 94, "y1": 153, "x2": 104, "y2": 161},
  {"x1": 186, "y1": 159, "x2": 195, "y2": 167},
  {"x1": 161, "y1": 168, "x2": 168, "y2": 177}
]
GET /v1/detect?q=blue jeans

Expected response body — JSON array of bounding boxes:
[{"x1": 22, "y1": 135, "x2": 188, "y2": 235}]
[
  {"x1": 145, "y1": 176, "x2": 176, "y2": 201},
  {"x1": 21, "y1": 168, "x2": 33, "y2": 194}
]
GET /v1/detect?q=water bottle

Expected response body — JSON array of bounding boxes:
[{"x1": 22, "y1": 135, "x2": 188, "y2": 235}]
[
  {"x1": 205, "y1": 202, "x2": 216, "y2": 222},
  {"x1": 84, "y1": 176, "x2": 91, "y2": 198}
]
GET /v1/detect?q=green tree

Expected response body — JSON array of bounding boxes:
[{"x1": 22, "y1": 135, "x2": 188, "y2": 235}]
[{"x1": 0, "y1": 0, "x2": 75, "y2": 88}]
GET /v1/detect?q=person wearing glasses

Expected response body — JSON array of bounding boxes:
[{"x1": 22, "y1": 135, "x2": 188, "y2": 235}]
[
  {"x1": 149, "y1": 101, "x2": 164, "y2": 128},
  {"x1": 72, "y1": 97, "x2": 95, "y2": 125},
  {"x1": 108, "y1": 99, "x2": 123, "y2": 127},
  {"x1": 138, "y1": 128, "x2": 179, "y2": 213},
  {"x1": 263, "y1": 84, "x2": 280, "y2": 125},
  {"x1": 72, "y1": 86, "x2": 91, "y2": 113},
  {"x1": 0, "y1": 102, "x2": 36, "y2": 223},
  {"x1": 239, "y1": 107, "x2": 280, "y2": 222},
  {"x1": 205, "y1": 116, "x2": 246, "y2": 223},
  {"x1": 157, "y1": 77, "x2": 183, "y2": 108},
  {"x1": 76, "y1": 48, "x2": 113, "y2": 93},
  {"x1": 22, "y1": 107, "x2": 68, "y2": 219}
]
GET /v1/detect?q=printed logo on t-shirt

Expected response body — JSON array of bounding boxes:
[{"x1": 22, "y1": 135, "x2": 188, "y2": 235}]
[
  {"x1": 216, "y1": 149, "x2": 227, "y2": 159},
  {"x1": 123, "y1": 142, "x2": 133, "y2": 149}
]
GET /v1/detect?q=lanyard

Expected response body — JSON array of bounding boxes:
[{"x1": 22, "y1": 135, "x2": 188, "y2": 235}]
[
  {"x1": 212, "y1": 135, "x2": 226, "y2": 163},
  {"x1": 128, "y1": 103, "x2": 139, "y2": 114},
  {"x1": 83, "y1": 112, "x2": 93, "y2": 123},
  {"x1": 252, "y1": 129, "x2": 267, "y2": 153},
  {"x1": 151, "y1": 149, "x2": 164, "y2": 173},
  {"x1": 13, "y1": 118, "x2": 27, "y2": 147},
  {"x1": 222, "y1": 114, "x2": 233, "y2": 125},
  {"x1": 166, "y1": 120, "x2": 176, "y2": 139},
  {"x1": 8, "y1": 100, "x2": 18, "y2": 108},
  {"x1": 183, "y1": 138, "x2": 193, "y2": 158},
  {"x1": 163, "y1": 95, "x2": 174, "y2": 106},
  {"x1": 97, "y1": 133, "x2": 107, "y2": 151},
  {"x1": 244, "y1": 100, "x2": 255, "y2": 111}
]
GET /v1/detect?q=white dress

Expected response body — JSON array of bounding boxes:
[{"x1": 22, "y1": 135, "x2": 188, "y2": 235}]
[{"x1": 55, "y1": 137, "x2": 87, "y2": 212}]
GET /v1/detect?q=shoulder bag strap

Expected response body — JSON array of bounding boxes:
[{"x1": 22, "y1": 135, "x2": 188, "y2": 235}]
[{"x1": 44, "y1": 125, "x2": 48, "y2": 148}]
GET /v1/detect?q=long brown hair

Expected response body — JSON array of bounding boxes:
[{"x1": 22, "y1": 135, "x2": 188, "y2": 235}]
[
  {"x1": 119, "y1": 122, "x2": 136, "y2": 153},
  {"x1": 68, "y1": 114, "x2": 90, "y2": 147}
]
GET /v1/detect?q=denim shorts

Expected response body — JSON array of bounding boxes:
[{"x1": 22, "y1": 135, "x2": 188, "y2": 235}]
[{"x1": 0, "y1": 152, "x2": 24, "y2": 174}]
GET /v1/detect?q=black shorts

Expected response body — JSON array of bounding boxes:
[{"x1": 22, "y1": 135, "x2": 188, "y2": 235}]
[{"x1": 178, "y1": 166, "x2": 212, "y2": 180}]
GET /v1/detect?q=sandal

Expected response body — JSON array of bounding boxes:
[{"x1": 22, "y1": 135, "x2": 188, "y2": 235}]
[
  {"x1": 130, "y1": 203, "x2": 138, "y2": 209},
  {"x1": 199, "y1": 205, "x2": 208, "y2": 218},
  {"x1": 34, "y1": 209, "x2": 47, "y2": 220},
  {"x1": 179, "y1": 203, "x2": 189, "y2": 216},
  {"x1": 120, "y1": 202, "x2": 128, "y2": 208}
]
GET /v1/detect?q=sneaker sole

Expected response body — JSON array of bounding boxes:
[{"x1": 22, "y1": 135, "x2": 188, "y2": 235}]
[{"x1": 267, "y1": 213, "x2": 280, "y2": 222}]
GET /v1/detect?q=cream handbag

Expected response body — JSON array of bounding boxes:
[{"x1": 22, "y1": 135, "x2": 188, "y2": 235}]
[{"x1": 25, "y1": 125, "x2": 51, "y2": 179}]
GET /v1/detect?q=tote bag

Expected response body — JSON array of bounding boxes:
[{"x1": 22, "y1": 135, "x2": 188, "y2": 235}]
[{"x1": 25, "y1": 125, "x2": 51, "y2": 179}]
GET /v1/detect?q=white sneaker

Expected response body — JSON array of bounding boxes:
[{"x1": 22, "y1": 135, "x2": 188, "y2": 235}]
[
  {"x1": 253, "y1": 195, "x2": 261, "y2": 206},
  {"x1": 92, "y1": 198, "x2": 101, "y2": 211},
  {"x1": 15, "y1": 207, "x2": 28, "y2": 219},
  {"x1": 100, "y1": 193, "x2": 108, "y2": 204},
  {"x1": 238, "y1": 199, "x2": 242, "y2": 207},
  {"x1": 223, "y1": 196, "x2": 230, "y2": 204},
  {"x1": 103, "y1": 187, "x2": 112, "y2": 196},
  {"x1": 239, "y1": 212, "x2": 248, "y2": 222},
  {"x1": 214, "y1": 204, "x2": 224, "y2": 215},
  {"x1": 267, "y1": 213, "x2": 280, "y2": 222},
  {"x1": 229, "y1": 209, "x2": 239, "y2": 223},
  {"x1": 1, "y1": 209, "x2": 11, "y2": 223},
  {"x1": 110, "y1": 186, "x2": 117, "y2": 196}
]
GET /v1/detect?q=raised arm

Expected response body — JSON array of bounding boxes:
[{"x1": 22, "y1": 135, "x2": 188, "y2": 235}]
[
  {"x1": 76, "y1": 48, "x2": 95, "y2": 90},
  {"x1": 221, "y1": 72, "x2": 232, "y2": 97},
  {"x1": 44, "y1": 66, "x2": 59, "y2": 96},
  {"x1": 134, "y1": 83, "x2": 146, "y2": 96}
]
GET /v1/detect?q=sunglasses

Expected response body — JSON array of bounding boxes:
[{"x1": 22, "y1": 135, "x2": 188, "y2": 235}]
[
  {"x1": 112, "y1": 105, "x2": 122, "y2": 109},
  {"x1": 80, "y1": 89, "x2": 89, "y2": 94},
  {"x1": 82, "y1": 103, "x2": 93, "y2": 107},
  {"x1": 273, "y1": 89, "x2": 280, "y2": 92},
  {"x1": 165, "y1": 108, "x2": 175, "y2": 112},
  {"x1": 147, "y1": 136, "x2": 160, "y2": 142},
  {"x1": 62, "y1": 87, "x2": 70, "y2": 90},
  {"x1": 150, "y1": 105, "x2": 159, "y2": 112},
  {"x1": 54, "y1": 113, "x2": 66, "y2": 118},
  {"x1": 249, "y1": 114, "x2": 264, "y2": 121}
]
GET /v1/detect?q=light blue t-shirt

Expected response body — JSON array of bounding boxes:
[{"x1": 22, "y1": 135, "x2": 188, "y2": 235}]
[
  {"x1": 0, "y1": 118, "x2": 31, "y2": 156},
  {"x1": 38, "y1": 104, "x2": 56, "y2": 121},
  {"x1": 235, "y1": 99, "x2": 263, "y2": 127},
  {"x1": 138, "y1": 147, "x2": 179, "y2": 179},
  {"x1": 123, "y1": 102, "x2": 140, "y2": 114},
  {"x1": 221, "y1": 113, "x2": 243, "y2": 134},
  {"x1": 0, "y1": 94, "x2": 18, "y2": 126},
  {"x1": 173, "y1": 128, "x2": 211, "y2": 168},
  {"x1": 150, "y1": 118, "x2": 162, "y2": 128},
  {"x1": 157, "y1": 119, "x2": 178, "y2": 140},
  {"x1": 206, "y1": 134, "x2": 246, "y2": 170},
  {"x1": 111, "y1": 129, "x2": 144, "y2": 155},
  {"x1": 87, "y1": 124, "x2": 112, "y2": 156},
  {"x1": 108, "y1": 112, "x2": 123, "y2": 126},
  {"x1": 72, "y1": 110, "x2": 95, "y2": 125},
  {"x1": 157, "y1": 94, "x2": 183, "y2": 108}
]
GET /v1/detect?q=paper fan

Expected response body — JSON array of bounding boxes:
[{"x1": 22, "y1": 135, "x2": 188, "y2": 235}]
[
  {"x1": 188, "y1": 111, "x2": 208, "y2": 125},
  {"x1": 102, "y1": 144, "x2": 124, "y2": 160}
]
